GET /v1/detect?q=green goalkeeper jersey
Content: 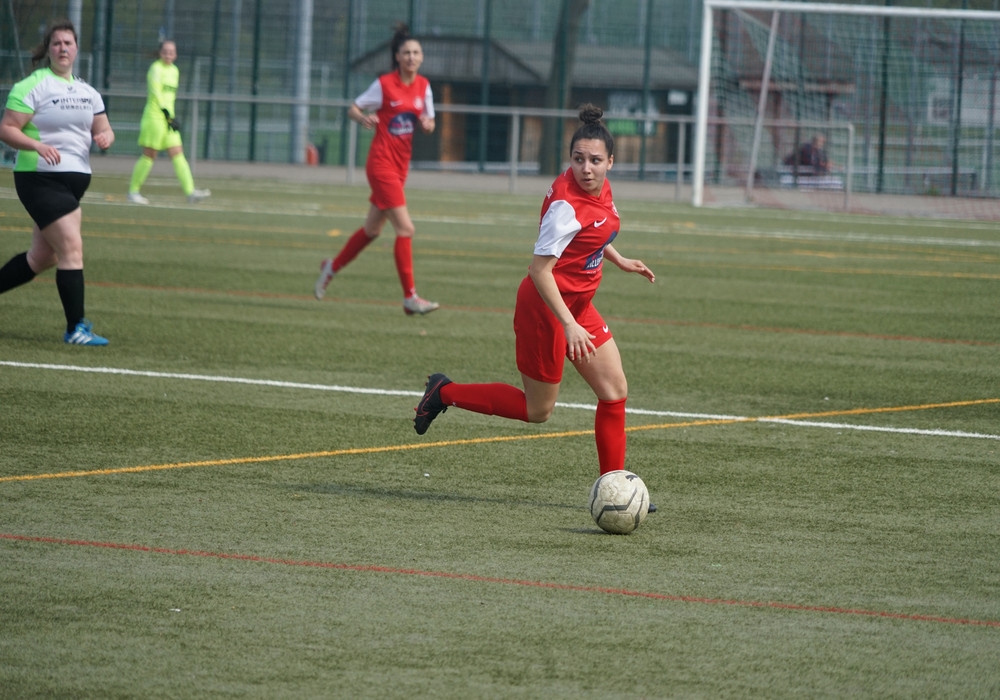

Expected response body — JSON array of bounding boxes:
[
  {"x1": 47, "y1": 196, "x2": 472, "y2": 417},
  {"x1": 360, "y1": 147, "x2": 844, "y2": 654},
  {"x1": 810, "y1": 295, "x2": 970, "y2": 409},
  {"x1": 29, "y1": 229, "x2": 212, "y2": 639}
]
[{"x1": 141, "y1": 59, "x2": 179, "y2": 122}]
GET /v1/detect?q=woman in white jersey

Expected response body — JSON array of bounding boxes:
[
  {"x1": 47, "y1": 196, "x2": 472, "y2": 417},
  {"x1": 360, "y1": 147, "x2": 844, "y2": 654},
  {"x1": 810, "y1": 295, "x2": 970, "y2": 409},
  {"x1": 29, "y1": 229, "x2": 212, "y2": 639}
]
[{"x1": 0, "y1": 19, "x2": 114, "y2": 345}]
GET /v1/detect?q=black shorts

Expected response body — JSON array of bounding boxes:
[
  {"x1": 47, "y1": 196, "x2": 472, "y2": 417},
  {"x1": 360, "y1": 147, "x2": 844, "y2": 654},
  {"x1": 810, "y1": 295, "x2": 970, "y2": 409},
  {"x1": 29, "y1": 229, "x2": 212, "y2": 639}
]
[{"x1": 13, "y1": 171, "x2": 91, "y2": 229}]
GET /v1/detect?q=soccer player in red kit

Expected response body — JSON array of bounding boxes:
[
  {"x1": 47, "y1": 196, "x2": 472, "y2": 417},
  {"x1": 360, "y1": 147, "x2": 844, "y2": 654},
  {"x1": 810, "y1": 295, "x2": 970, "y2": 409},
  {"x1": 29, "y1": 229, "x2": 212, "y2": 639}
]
[
  {"x1": 413, "y1": 105, "x2": 656, "y2": 486},
  {"x1": 314, "y1": 23, "x2": 439, "y2": 315}
]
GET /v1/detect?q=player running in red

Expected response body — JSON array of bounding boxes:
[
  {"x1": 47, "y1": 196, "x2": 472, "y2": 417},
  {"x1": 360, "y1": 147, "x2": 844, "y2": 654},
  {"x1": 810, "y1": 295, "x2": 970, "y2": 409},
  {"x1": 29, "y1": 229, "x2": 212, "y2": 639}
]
[
  {"x1": 413, "y1": 104, "x2": 656, "y2": 486},
  {"x1": 314, "y1": 23, "x2": 439, "y2": 315}
]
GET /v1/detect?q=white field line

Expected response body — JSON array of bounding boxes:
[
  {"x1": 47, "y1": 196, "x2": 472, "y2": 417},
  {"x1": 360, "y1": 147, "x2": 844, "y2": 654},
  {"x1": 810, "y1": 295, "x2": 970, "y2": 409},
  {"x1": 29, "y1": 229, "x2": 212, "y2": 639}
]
[
  {"x1": 0, "y1": 361, "x2": 415, "y2": 396},
  {"x1": 3, "y1": 361, "x2": 998, "y2": 441}
]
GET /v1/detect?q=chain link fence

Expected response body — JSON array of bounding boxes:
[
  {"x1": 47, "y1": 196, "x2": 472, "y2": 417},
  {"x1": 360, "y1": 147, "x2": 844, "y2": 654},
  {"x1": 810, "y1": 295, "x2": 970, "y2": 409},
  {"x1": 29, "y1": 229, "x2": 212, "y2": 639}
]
[
  {"x1": 2, "y1": 0, "x2": 702, "y2": 174},
  {"x1": 3, "y1": 0, "x2": 1000, "y2": 209}
]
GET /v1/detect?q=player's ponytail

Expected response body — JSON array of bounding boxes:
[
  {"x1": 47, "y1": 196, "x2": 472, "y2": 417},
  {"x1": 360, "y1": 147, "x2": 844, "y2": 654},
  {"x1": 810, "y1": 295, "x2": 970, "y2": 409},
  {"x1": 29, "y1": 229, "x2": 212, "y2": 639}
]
[
  {"x1": 390, "y1": 22, "x2": 412, "y2": 70},
  {"x1": 570, "y1": 103, "x2": 615, "y2": 158}
]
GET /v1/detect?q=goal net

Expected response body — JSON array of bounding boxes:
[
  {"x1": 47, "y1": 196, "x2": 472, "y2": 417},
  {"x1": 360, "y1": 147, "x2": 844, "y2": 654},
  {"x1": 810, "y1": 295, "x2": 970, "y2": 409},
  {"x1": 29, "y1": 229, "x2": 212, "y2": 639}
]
[{"x1": 692, "y1": 0, "x2": 1000, "y2": 216}]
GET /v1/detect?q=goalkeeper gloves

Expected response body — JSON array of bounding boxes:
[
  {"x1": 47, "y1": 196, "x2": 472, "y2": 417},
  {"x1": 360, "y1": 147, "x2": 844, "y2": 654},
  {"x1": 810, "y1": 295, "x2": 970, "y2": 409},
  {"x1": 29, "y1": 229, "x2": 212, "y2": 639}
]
[{"x1": 162, "y1": 108, "x2": 180, "y2": 132}]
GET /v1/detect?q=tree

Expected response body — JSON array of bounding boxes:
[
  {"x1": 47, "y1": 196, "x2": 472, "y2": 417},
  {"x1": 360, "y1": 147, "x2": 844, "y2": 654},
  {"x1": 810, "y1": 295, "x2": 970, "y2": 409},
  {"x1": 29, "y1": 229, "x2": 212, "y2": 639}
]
[{"x1": 540, "y1": 0, "x2": 591, "y2": 175}]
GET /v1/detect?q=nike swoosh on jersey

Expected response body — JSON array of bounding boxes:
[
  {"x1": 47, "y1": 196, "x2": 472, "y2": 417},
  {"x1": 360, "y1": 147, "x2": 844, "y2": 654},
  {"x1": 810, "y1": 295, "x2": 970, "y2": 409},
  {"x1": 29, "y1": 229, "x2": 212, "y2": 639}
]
[
  {"x1": 594, "y1": 217, "x2": 608, "y2": 227},
  {"x1": 390, "y1": 100, "x2": 404, "y2": 107}
]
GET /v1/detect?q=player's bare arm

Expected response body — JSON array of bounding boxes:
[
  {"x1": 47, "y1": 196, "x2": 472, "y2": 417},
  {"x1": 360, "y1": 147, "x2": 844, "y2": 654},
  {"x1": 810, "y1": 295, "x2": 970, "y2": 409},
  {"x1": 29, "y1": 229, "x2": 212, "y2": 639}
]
[
  {"x1": 0, "y1": 110, "x2": 60, "y2": 165},
  {"x1": 91, "y1": 114, "x2": 115, "y2": 150},
  {"x1": 348, "y1": 103, "x2": 378, "y2": 130},
  {"x1": 604, "y1": 244, "x2": 655, "y2": 283},
  {"x1": 527, "y1": 254, "x2": 597, "y2": 362}
]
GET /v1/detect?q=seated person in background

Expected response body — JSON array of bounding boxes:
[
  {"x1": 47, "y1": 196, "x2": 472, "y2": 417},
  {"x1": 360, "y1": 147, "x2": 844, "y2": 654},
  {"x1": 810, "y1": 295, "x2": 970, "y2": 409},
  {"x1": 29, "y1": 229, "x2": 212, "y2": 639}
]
[{"x1": 784, "y1": 134, "x2": 830, "y2": 174}]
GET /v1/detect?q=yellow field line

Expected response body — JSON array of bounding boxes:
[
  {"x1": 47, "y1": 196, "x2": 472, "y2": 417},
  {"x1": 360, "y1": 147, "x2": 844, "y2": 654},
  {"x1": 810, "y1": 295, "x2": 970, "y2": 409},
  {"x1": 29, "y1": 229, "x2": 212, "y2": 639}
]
[{"x1": 2, "y1": 398, "x2": 996, "y2": 484}]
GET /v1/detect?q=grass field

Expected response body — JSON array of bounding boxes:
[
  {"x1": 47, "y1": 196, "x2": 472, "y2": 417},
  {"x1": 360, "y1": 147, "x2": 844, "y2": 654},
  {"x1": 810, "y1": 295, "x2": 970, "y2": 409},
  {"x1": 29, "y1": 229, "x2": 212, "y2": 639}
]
[{"x1": 1, "y1": 167, "x2": 999, "y2": 698}]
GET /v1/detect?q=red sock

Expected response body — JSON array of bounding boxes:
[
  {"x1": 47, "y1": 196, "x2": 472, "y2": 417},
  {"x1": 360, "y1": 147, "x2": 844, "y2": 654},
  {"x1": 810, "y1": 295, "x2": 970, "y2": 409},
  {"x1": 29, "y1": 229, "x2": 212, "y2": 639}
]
[
  {"x1": 595, "y1": 398, "x2": 627, "y2": 474},
  {"x1": 394, "y1": 236, "x2": 415, "y2": 298},
  {"x1": 440, "y1": 383, "x2": 529, "y2": 422},
  {"x1": 333, "y1": 228, "x2": 373, "y2": 272}
]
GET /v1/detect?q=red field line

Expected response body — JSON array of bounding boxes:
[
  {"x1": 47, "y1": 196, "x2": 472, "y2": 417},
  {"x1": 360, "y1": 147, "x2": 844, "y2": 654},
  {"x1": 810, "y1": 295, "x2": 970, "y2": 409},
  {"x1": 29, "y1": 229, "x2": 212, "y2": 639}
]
[{"x1": 3, "y1": 533, "x2": 997, "y2": 629}]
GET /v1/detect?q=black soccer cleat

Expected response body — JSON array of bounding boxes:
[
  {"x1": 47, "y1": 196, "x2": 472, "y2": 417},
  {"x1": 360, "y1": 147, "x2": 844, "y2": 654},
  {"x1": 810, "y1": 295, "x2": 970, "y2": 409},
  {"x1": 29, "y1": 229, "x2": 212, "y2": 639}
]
[
  {"x1": 647, "y1": 503, "x2": 657, "y2": 514},
  {"x1": 413, "y1": 373, "x2": 452, "y2": 435}
]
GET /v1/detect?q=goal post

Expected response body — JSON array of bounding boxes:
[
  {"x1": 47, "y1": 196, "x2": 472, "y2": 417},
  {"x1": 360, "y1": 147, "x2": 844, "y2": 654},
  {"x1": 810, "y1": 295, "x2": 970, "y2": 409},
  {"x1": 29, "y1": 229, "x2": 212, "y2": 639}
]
[{"x1": 693, "y1": 0, "x2": 1000, "y2": 209}]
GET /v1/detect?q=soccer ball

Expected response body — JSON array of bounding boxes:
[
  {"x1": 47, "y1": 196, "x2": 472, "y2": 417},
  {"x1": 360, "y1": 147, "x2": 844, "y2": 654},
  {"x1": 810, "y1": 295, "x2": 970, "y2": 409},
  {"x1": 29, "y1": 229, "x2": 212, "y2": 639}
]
[{"x1": 588, "y1": 470, "x2": 650, "y2": 534}]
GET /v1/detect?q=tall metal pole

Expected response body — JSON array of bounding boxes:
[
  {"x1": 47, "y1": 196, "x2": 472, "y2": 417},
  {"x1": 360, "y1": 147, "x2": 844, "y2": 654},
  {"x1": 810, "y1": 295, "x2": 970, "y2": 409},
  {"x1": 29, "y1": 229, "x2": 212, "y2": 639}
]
[
  {"x1": 950, "y1": 0, "x2": 968, "y2": 196},
  {"x1": 639, "y1": 0, "x2": 653, "y2": 180},
  {"x1": 478, "y1": 0, "x2": 493, "y2": 171},
  {"x1": 339, "y1": 0, "x2": 354, "y2": 167},
  {"x1": 291, "y1": 0, "x2": 314, "y2": 164},
  {"x1": 68, "y1": 0, "x2": 82, "y2": 37},
  {"x1": 745, "y1": 11, "x2": 779, "y2": 202},
  {"x1": 102, "y1": 1, "x2": 113, "y2": 91},
  {"x1": 249, "y1": 0, "x2": 262, "y2": 161},
  {"x1": 89, "y1": 0, "x2": 105, "y2": 85},
  {"x1": 203, "y1": 0, "x2": 222, "y2": 160},
  {"x1": 692, "y1": 1, "x2": 714, "y2": 207},
  {"x1": 68, "y1": 0, "x2": 83, "y2": 77},
  {"x1": 164, "y1": 0, "x2": 175, "y2": 42},
  {"x1": 225, "y1": 0, "x2": 242, "y2": 160},
  {"x1": 876, "y1": 1, "x2": 891, "y2": 193}
]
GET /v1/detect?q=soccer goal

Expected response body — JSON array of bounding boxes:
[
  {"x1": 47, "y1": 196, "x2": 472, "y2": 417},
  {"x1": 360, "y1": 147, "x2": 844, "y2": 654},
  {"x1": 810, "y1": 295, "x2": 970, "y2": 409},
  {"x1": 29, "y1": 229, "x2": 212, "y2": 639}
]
[{"x1": 692, "y1": 0, "x2": 1000, "y2": 211}]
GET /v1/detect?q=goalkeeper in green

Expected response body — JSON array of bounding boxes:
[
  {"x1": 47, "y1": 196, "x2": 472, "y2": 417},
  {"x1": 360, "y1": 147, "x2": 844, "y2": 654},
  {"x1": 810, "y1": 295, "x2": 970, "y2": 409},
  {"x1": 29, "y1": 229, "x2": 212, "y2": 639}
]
[{"x1": 127, "y1": 40, "x2": 209, "y2": 204}]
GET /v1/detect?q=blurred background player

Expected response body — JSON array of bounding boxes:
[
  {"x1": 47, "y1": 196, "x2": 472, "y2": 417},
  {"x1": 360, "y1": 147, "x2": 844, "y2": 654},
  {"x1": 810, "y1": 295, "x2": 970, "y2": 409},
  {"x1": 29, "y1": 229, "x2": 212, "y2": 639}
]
[
  {"x1": 127, "y1": 40, "x2": 210, "y2": 204},
  {"x1": 413, "y1": 105, "x2": 656, "y2": 490},
  {"x1": 0, "y1": 19, "x2": 115, "y2": 345},
  {"x1": 314, "y1": 23, "x2": 439, "y2": 315}
]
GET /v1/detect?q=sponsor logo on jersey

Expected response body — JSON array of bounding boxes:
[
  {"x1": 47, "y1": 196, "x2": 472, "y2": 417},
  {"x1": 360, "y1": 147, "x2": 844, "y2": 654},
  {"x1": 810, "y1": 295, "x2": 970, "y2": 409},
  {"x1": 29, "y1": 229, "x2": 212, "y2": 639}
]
[
  {"x1": 583, "y1": 230, "x2": 618, "y2": 271},
  {"x1": 52, "y1": 96, "x2": 93, "y2": 111},
  {"x1": 388, "y1": 112, "x2": 417, "y2": 137}
]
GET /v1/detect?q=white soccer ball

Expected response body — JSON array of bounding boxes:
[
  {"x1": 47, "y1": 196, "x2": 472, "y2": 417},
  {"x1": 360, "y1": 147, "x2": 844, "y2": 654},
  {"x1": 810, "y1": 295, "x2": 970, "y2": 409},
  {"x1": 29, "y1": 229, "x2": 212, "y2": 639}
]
[{"x1": 588, "y1": 470, "x2": 650, "y2": 534}]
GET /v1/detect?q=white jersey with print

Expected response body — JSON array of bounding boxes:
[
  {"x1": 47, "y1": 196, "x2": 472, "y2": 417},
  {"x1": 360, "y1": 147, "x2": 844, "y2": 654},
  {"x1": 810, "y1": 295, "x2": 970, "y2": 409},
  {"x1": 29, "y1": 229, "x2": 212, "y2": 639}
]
[{"x1": 4, "y1": 67, "x2": 106, "y2": 173}]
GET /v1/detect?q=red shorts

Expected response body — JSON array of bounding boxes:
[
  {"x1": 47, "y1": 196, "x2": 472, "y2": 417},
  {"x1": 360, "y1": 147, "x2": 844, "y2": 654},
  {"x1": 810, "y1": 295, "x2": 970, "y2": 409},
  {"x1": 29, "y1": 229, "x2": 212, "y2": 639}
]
[
  {"x1": 366, "y1": 166, "x2": 407, "y2": 210},
  {"x1": 513, "y1": 276, "x2": 611, "y2": 384}
]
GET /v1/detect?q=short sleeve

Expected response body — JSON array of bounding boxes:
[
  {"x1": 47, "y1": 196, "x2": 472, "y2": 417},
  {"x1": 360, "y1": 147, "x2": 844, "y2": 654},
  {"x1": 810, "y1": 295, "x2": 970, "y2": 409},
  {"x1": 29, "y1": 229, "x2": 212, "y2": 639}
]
[
  {"x1": 354, "y1": 79, "x2": 383, "y2": 111},
  {"x1": 422, "y1": 84, "x2": 435, "y2": 119},
  {"x1": 534, "y1": 200, "x2": 581, "y2": 258}
]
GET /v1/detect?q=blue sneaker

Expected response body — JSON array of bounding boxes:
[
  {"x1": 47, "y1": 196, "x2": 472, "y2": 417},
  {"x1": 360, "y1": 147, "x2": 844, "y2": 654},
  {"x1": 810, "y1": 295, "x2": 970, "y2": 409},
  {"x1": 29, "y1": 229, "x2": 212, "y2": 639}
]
[{"x1": 64, "y1": 319, "x2": 109, "y2": 346}]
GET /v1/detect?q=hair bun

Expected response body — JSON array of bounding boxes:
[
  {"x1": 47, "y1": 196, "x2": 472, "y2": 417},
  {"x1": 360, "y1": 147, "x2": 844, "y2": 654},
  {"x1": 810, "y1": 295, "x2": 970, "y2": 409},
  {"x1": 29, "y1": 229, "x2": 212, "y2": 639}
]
[{"x1": 578, "y1": 104, "x2": 604, "y2": 125}]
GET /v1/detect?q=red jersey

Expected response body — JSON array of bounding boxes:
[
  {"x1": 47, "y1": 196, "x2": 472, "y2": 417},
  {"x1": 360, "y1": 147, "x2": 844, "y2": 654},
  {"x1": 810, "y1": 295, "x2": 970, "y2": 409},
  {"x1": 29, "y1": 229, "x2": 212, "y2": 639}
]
[
  {"x1": 534, "y1": 169, "x2": 620, "y2": 296},
  {"x1": 354, "y1": 72, "x2": 434, "y2": 177}
]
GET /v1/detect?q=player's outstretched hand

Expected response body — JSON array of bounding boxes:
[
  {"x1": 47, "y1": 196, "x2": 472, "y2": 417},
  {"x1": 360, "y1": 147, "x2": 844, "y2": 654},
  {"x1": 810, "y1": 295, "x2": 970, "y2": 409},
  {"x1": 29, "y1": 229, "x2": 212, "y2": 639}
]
[{"x1": 618, "y1": 257, "x2": 656, "y2": 283}]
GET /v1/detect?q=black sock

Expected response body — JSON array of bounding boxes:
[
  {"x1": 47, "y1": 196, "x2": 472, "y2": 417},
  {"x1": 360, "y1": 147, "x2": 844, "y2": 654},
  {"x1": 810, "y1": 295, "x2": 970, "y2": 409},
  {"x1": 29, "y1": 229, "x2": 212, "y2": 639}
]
[
  {"x1": 56, "y1": 268, "x2": 85, "y2": 334},
  {"x1": 0, "y1": 252, "x2": 36, "y2": 294}
]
